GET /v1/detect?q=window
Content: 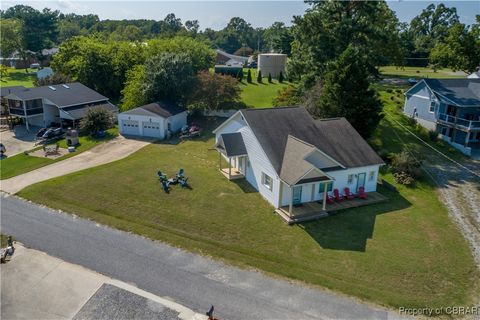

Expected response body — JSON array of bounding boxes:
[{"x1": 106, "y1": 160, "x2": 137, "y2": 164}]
[
  {"x1": 429, "y1": 101, "x2": 436, "y2": 113},
  {"x1": 369, "y1": 171, "x2": 375, "y2": 181},
  {"x1": 261, "y1": 172, "x2": 273, "y2": 190},
  {"x1": 347, "y1": 174, "x2": 354, "y2": 184},
  {"x1": 319, "y1": 182, "x2": 333, "y2": 193}
]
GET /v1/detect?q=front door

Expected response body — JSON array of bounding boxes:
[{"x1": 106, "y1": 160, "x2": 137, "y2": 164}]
[
  {"x1": 292, "y1": 186, "x2": 302, "y2": 205},
  {"x1": 356, "y1": 173, "x2": 366, "y2": 192}
]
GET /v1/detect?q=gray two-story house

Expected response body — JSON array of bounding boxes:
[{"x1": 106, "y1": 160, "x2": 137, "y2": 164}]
[
  {"x1": 1, "y1": 82, "x2": 118, "y2": 130},
  {"x1": 404, "y1": 79, "x2": 480, "y2": 158}
]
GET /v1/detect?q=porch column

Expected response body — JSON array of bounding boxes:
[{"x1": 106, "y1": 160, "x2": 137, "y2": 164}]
[
  {"x1": 218, "y1": 152, "x2": 222, "y2": 170},
  {"x1": 288, "y1": 186, "x2": 293, "y2": 215},
  {"x1": 23, "y1": 101, "x2": 29, "y2": 131},
  {"x1": 465, "y1": 132, "x2": 470, "y2": 147},
  {"x1": 228, "y1": 157, "x2": 231, "y2": 179},
  {"x1": 322, "y1": 182, "x2": 328, "y2": 211}
]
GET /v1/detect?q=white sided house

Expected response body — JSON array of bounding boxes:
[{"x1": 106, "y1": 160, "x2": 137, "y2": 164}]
[
  {"x1": 118, "y1": 101, "x2": 187, "y2": 139},
  {"x1": 214, "y1": 107, "x2": 385, "y2": 223}
]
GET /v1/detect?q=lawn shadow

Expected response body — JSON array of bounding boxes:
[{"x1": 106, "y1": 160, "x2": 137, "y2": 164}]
[
  {"x1": 298, "y1": 187, "x2": 411, "y2": 252},
  {"x1": 232, "y1": 178, "x2": 257, "y2": 193}
]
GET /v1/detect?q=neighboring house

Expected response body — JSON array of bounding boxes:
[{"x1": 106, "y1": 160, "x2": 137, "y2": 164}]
[
  {"x1": 404, "y1": 78, "x2": 480, "y2": 157},
  {"x1": 0, "y1": 86, "x2": 26, "y2": 115},
  {"x1": 213, "y1": 107, "x2": 384, "y2": 221},
  {"x1": 36, "y1": 67, "x2": 54, "y2": 80},
  {"x1": 215, "y1": 49, "x2": 249, "y2": 66},
  {"x1": 118, "y1": 101, "x2": 187, "y2": 139},
  {"x1": 3, "y1": 82, "x2": 118, "y2": 130}
]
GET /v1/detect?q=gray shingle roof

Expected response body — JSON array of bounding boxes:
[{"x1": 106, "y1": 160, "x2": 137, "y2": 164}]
[
  {"x1": 6, "y1": 82, "x2": 108, "y2": 107},
  {"x1": 240, "y1": 107, "x2": 384, "y2": 174},
  {"x1": 62, "y1": 103, "x2": 119, "y2": 120},
  {"x1": 0, "y1": 86, "x2": 26, "y2": 97},
  {"x1": 280, "y1": 136, "x2": 319, "y2": 185},
  {"x1": 423, "y1": 79, "x2": 480, "y2": 106},
  {"x1": 122, "y1": 101, "x2": 186, "y2": 118},
  {"x1": 216, "y1": 132, "x2": 248, "y2": 157}
]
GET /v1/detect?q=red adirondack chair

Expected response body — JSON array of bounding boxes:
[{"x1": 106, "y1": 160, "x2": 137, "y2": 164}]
[
  {"x1": 358, "y1": 186, "x2": 367, "y2": 199},
  {"x1": 344, "y1": 187, "x2": 354, "y2": 200},
  {"x1": 333, "y1": 188, "x2": 344, "y2": 202},
  {"x1": 326, "y1": 193, "x2": 335, "y2": 204}
]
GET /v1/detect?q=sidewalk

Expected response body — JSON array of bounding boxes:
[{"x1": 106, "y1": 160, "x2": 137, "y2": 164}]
[{"x1": 1, "y1": 244, "x2": 207, "y2": 320}]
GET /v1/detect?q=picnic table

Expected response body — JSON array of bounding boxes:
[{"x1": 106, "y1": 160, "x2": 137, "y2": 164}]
[{"x1": 44, "y1": 145, "x2": 59, "y2": 155}]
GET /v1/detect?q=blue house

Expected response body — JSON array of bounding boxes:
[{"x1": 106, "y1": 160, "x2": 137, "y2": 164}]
[{"x1": 404, "y1": 79, "x2": 480, "y2": 158}]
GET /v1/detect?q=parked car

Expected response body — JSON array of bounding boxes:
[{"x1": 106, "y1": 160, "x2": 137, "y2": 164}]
[
  {"x1": 247, "y1": 61, "x2": 257, "y2": 68},
  {"x1": 407, "y1": 78, "x2": 418, "y2": 85},
  {"x1": 29, "y1": 63, "x2": 40, "y2": 69},
  {"x1": 36, "y1": 127, "x2": 64, "y2": 142}
]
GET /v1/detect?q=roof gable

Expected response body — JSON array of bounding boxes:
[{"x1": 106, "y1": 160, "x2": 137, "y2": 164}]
[{"x1": 240, "y1": 107, "x2": 383, "y2": 175}]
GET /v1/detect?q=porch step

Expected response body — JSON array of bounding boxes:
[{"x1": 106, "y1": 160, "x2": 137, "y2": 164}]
[{"x1": 275, "y1": 208, "x2": 329, "y2": 225}]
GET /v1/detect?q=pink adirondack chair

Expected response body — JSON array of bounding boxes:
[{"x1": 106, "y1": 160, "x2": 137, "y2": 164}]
[
  {"x1": 358, "y1": 186, "x2": 367, "y2": 199},
  {"x1": 344, "y1": 187, "x2": 354, "y2": 200},
  {"x1": 333, "y1": 188, "x2": 344, "y2": 202},
  {"x1": 326, "y1": 193, "x2": 335, "y2": 204}
]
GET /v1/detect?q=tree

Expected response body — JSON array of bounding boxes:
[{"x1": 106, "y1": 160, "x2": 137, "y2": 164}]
[
  {"x1": 2, "y1": 5, "x2": 59, "y2": 52},
  {"x1": 430, "y1": 22, "x2": 480, "y2": 73},
  {"x1": 121, "y1": 65, "x2": 146, "y2": 111},
  {"x1": 185, "y1": 20, "x2": 200, "y2": 36},
  {"x1": 142, "y1": 52, "x2": 194, "y2": 105},
  {"x1": 279, "y1": 71, "x2": 284, "y2": 83},
  {"x1": 268, "y1": 73, "x2": 272, "y2": 83},
  {"x1": 391, "y1": 150, "x2": 423, "y2": 185},
  {"x1": 34, "y1": 72, "x2": 72, "y2": 86},
  {"x1": 263, "y1": 22, "x2": 293, "y2": 54},
  {"x1": 257, "y1": 70, "x2": 262, "y2": 83},
  {"x1": 289, "y1": 1, "x2": 402, "y2": 86},
  {"x1": 409, "y1": 3, "x2": 459, "y2": 59},
  {"x1": 305, "y1": 46, "x2": 383, "y2": 138},
  {"x1": 237, "y1": 70, "x2": 244, "y2": 82},
  {"x1": 0, "y1": 18, "x2": 31, "y2": 71},
  {"x1": 189, "y1": 71, "x2": 242, "y2": 111},
  {"x1": 80, "y1": 108, "x2": 113, "y2": 135},
  {"x1": 247, "y1": 69, "x2": 252, "y2": 83}
]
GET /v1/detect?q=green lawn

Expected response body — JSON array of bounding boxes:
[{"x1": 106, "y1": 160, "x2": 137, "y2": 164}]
[
  {"x1": 380, "y1": 66, "x2": 467, "y2": 79},
  {"x1": 19, "y1": 114, "x2": 478, "y2": 309},
  {"x1": 0, "y1": 128, "x2": 118, "y2": 180},
  {"x1": 1, "y1": 67, "x2": 36, "y2": 87},
  {"x1": 240, "y1": 69, "x2": 292, "y2": 108}
]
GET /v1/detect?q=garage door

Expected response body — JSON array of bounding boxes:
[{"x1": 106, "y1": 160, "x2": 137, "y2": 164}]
[
  {"x1": 121, "y1": 120, "x2": 140, "y2": 135},
  {"x1": 142, "y1": 121, "x2": 162, "y2": 138}
]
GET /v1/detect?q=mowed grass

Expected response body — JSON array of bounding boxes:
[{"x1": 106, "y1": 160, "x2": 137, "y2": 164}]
[
  {"x1": 379, "y1": 66, "x2": 467, "y2": 79},
  {"x1": 0, "y1": 128, "x2": 118, "y2": 179},
  {"x1": 1, "y1": 67, "x2": 36, "y2": 87},
  {"x1": 240, "y1": 69, "x2": 292, "y2": 108},
  {"x1": 19, "y1": 116, "x2": 478, "y2": 309}
]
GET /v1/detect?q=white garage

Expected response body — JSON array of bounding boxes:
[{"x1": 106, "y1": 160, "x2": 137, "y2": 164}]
[{"x1": 118, "y1": 101, "x2": 187, "y2": 140}]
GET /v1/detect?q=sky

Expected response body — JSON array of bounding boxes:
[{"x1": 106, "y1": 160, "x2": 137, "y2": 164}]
[{"x1": 1, "y1": 1, "x2": 479, "y2": 30}]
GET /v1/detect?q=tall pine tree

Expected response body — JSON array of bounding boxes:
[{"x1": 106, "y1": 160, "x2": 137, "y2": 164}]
[{"x1": 306, "y1": 46, "x2": 383, "y2": 138}]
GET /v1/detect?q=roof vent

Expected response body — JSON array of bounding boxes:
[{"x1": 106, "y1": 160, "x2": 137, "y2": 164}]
[
  {"x1": 62, "y1": 84, "x2": 70, "y2": 89},
  {"x1": 48, "y1": 86, "x2": 56, "y2": 91}
]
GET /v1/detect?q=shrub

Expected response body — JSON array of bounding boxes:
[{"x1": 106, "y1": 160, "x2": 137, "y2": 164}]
[
  {"x1": 395, "y1": 89, "x2": 402, "y2": 94},
  {"x1": 247, "y1": 69, "x2": 252, "y2": 83},
  {"x1": 415, "y1": 124, "x2": 429, "y2": 140},
  {"x1": 386, "y1": 88, "x2": 393, "y2": 93},
  {"x1": 268, "y1": 73, "x2": 272, "y2": 83},
  {"x1": 428, "y1": 130, "x2": 438, "y2": 142},
  {"x1": 391, "y1": 150, "x2": 423, "y2": 185},
  {"x1": 237, "y1": 70, "x2": 244, "y2": 82},
  {"x1": 257, "y1": 70, "x2": 262, "y2": 83},
  {"x1": 80, "y1": 108, "x2": 114, "y2": 136},
  {"x1": 405, "y1": 117, "x2": 417, "y2": 127},
  {"x1": 279, "y1": 71, "x2": 284, "y2": 83}
]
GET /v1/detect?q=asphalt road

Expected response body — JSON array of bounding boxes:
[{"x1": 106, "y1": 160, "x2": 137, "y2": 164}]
[{"x1": 1, "y1": 193, "x2": 396, "y2": 320}]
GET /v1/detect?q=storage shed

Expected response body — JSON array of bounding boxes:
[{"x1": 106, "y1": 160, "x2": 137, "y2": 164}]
[
  {"x1": 258, "y1": 53, "x2": 287, "y2": 78},
  {"x1": 118, "y1": 101, "x2": 187, "y2": 139}
]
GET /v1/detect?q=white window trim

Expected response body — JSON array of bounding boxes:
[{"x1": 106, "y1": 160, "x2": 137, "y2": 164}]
[
  {"x1": 261, "y1": 172, "x2": 273, "y2": 191},
  {"x1": 429, "y1": 100, "x2": 436, "y2": 113},
  {"x1": 347, "y1": 174, "x2": 354, "y2": 184},
  {"x1": 369, "y1": 171, "x2": 375, "y2": 181}
]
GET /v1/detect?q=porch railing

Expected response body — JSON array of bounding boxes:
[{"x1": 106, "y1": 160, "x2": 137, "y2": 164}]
[{"x1": 438, "y1": 113, "x2": 480, "y2": 130}]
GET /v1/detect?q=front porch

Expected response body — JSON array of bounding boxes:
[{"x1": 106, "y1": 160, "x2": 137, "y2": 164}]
[
  {"x1": 275, "y1": 192, "x2": 387, "y2": 224},
  {"x1": 219, "y1": 167, "x2": 244, "y2": 180}
]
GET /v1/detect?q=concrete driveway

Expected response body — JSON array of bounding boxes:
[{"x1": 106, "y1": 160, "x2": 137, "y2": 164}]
[
  {"x1": 1, "y1": 244, "x2": 204, "y2": 320},
  {"x1": 0, "y1": 125, "x2": 39, "y2": 157},
  {"x1": 1, "y1": 135, "x2": 150, "y2": 194}
]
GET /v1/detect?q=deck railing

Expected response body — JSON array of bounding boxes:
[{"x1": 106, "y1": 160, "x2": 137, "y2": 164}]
[{"x1": 438, "y1": 113, "x2": 480, "y2": 130}]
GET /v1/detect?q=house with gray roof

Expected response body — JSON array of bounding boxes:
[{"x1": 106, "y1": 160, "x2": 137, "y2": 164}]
[
  {"x1": 3, "y1": 82, "x2": 118, "y2": 130},
  {"x1": 117, "y1": 101, "x2": 187, "y2": 139},
  {"x1": 213, "y1": 107, "x2": 385, "y2": 223},
  {"x1": 404, "y1": 78, "x2": 480, "y2": 158}
]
